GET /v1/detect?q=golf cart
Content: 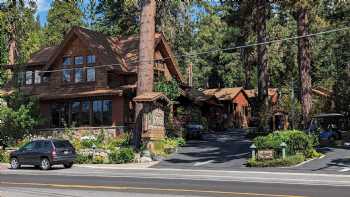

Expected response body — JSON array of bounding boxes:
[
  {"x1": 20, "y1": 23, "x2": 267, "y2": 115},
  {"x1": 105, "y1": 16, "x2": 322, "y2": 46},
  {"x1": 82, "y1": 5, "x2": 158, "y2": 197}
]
[{"x1": 308, "y1": 113, "x2": 349, "y2": 143}]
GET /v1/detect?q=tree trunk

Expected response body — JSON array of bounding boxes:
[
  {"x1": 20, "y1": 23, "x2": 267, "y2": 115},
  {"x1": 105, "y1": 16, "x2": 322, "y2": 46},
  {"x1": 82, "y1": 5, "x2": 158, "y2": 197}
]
[
  {"x1": 297, "y1": 7, "x2": 312, "y2": 129},
  {"x1": 256, "y1": 0, "x2": 269, "y2": 130},
  {"x1": 133, "y1": 0, "x2": 156, "y2": 149},
  {"x1": 8, "y1": 38, "x2": 17, "y2": 65}
]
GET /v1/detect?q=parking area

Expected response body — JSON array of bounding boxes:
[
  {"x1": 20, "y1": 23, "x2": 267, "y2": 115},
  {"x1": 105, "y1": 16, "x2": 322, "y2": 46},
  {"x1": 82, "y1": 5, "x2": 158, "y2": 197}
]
[
  {"x1": 154, "y1": 129, "x2": 350, "y2": 174},
  {"x1": 153, "y1": 129, "x2": 252, "y2": 170}
]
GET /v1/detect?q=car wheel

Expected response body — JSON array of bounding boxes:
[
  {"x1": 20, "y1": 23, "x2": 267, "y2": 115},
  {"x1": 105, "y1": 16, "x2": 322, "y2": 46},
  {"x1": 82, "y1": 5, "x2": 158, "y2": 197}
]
[
  {"x1": 63, "y1": 162, "x2": 73, "y2": 169},
  {"x1": 40, "y1": 158, "x2": 51, "y2": 170},
  {"x1": 10, "y1": 157, "x2": 20, "y2": 169}
]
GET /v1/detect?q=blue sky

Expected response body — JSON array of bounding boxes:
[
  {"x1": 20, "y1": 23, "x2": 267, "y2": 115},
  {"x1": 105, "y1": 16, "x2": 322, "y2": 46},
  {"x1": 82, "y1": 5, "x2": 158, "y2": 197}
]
[{"x1": 36, "y1": 0, "x2": 52, "y2": 25}]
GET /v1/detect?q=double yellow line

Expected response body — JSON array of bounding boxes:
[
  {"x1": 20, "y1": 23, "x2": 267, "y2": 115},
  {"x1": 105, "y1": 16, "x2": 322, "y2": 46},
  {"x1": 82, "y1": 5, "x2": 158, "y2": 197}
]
[{"x1": 1, "y1": 181, "x2": 306, "y2": 197}]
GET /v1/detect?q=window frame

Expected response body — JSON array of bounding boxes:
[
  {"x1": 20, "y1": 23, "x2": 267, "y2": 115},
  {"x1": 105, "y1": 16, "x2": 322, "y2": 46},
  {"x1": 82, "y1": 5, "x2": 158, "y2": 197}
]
[{"x1": 25, "y1": 70, "x2": 33, "y2": 85}]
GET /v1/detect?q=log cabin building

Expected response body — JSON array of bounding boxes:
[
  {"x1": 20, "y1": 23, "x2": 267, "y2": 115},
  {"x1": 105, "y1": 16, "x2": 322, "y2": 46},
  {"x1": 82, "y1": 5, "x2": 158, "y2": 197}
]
[{"x1": 1, "y1": 26, "x2": 185, "y2": 134}]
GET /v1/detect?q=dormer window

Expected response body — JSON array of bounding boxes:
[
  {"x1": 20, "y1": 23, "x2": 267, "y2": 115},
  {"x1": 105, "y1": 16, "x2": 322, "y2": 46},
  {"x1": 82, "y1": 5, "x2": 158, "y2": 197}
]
[{"x1": 75, "y1": 56, "x2": 84, "y2": 65}]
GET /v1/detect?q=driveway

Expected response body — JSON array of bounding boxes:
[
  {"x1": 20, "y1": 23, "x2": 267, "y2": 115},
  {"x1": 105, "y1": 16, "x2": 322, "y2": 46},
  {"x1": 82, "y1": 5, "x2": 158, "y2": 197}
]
[
  {"x1": 153, "y1": 129, "x2": 251, "y2": 169},
  {"x1": 154, "y1": 129, "x2": 350, "y2": 173}
]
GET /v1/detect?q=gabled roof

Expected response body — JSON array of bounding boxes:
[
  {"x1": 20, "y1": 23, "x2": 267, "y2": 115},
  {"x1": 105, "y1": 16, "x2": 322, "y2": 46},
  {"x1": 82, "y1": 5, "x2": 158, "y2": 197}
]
[
  {"x1": 203, "y1": 87, "x2": 247, "y2": 101},
  {"x1": 116, "y1": 32, "x2": 184, "y2": 83},
  {"x1": 133, "y1": 92, "x2": 170, "y2": 104},
  {"x1": 244, "y1": 88, "x2": 278, "y2": 98},
  {"x1": 20, "y1": 26, "x2": 184, "y2": 84},
  {"x1": 45, "y1": 26, "x2": 127, "y2": 72}
]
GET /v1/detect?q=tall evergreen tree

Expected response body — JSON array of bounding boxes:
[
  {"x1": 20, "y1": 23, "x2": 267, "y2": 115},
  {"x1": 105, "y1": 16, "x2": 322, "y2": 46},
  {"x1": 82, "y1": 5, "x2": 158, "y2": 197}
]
[
  {"x1": 45, "y1": 0, "x2": 83, "y2": 45},
  {"x1": 134, "y1": 0, "x2": 156, "y2": 149},
  {"x1": 256, "y1": 0, "x2": 269, "y2": 129}
]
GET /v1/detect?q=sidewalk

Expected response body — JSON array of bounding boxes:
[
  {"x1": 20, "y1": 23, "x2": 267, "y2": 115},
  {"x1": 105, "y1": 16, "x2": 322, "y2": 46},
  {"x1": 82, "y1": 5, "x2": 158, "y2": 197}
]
[{"x1": 76, "y1": 161, "x2": 160, "y2": 169}]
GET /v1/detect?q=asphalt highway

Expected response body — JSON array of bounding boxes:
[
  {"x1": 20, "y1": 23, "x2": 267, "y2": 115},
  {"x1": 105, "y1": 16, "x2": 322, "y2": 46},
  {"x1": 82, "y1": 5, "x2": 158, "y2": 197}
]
[{"x1": 1, "y1": 169, "x2": 350, "y2": 197}]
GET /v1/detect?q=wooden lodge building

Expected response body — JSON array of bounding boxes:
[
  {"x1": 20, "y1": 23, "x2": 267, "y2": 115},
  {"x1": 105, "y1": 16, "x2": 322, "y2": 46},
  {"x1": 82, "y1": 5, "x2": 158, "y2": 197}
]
[{"x1": 1, "y1": 26, "x2": 185, "y2": 135}]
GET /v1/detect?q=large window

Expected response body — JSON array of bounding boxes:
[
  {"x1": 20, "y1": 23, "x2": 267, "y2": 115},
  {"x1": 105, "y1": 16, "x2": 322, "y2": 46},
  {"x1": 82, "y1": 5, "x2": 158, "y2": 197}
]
[
  {"x1": 71, "y1": 101, "x2": 81, "y2": 126},
  {"x1": 93, "y1": 100, "x2": 103, "y2": 126},
  {"x1": 74, "y1": 68, "x2": 84, "y2": 83},
  {"x1": 87, "y1": 67, "x2": 95, "y2": 82},
  {"x1": 25, "y1": 71, "x2": 33, "y2": 85},
  {"x1": 34, "y1": 70, "x2": 41, "y2": 84},
  {"x1": 51, "y1": 103, "x2": 69, "y2": 128},
  {"x1": 62, "y1": 68, "x2": 71, "y2": 82},
  {"x1": 93, "y1": 100, "x2": 112, "y2": 126},
  {"x1": 81, "y1": 100, "x2": 90, "y2": 125},
  {"x1": 51, "y1": 99, "x2": 112, "y2": 128}
]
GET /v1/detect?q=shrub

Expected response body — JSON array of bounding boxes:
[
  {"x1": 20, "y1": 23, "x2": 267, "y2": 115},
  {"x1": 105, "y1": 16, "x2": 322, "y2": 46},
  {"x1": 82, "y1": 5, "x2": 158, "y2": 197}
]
[
  {"x1": 247, "y1": 154, "x2": 305, "y2": 167},
  {"x1": 0, "y1": 150, "x2": 9, "y2": 163},
  {"x1": 253, "y1": 130, "x2": 318, "y2": 158},
  {"x1": 105, "y1": 134, "x2": 130, "y2": 151},
  {"x1": 152, "y1": 137, "x2": 185, "y2": 156},
  {"x1": 75, "y1": 154, "x2": 93, "y2": 164},
  {"x1": 109, "y1": 148, "x2": 135, "y2": 164},
  {"x1": 92, "y1": 155, "x2": 106, "y2": 164}
]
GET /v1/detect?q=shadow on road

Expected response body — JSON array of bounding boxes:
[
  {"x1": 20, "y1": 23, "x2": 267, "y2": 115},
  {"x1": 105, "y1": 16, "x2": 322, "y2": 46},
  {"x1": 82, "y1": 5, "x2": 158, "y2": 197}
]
[{"x1": 154, "y1": 129, "x2": 251, "y2": 169}]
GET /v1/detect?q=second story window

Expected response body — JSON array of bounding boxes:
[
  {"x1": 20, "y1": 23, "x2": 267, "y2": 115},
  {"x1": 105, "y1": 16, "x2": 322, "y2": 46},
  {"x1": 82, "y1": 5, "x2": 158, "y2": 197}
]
[
  {"x1": 87, "y1": 67, "x2": 95, "y2": 82},
  {"x1": 62, "y1": 68, "x2": 71, "y2": 82},
  {"x1": 25, "y1": 71, "x2": 33, "y2": 85},
  {"x1": 34, "y1": 70, "x2": 41, "y2": 84},
  {"x1": 75, "y1": 56, "x2": 84, "y2": 65},
  {"x1": 74, "y1": 68, "x2": 84, "y2": 83}
]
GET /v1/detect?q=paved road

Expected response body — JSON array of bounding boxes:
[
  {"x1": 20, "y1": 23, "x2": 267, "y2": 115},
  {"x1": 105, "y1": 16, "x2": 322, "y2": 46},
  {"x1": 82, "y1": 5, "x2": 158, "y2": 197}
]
[
  {"x1": 154, "y1": 129, "x2": 251, "y2": 169},
  {"x1": 154, "y1": 129, "x2": 350, "y2": 173},
  {"x1": 1, "y1": 167, "x2": 350, "y2": 197}
]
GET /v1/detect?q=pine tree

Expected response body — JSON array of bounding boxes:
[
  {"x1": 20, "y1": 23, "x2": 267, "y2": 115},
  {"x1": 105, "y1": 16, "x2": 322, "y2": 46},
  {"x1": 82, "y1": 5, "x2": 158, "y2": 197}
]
[
  {"x1": 133, "y1": 0, "x2": 156, "y2": 149},
  {"x1": 45, "y1": 0, "x2": 83, "y2": 45}
]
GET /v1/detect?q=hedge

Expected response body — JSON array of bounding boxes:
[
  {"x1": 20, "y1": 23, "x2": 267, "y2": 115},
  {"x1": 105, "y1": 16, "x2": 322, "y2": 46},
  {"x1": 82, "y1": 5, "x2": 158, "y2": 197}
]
[
  {"x1": 247, "y1": 154, "x2": 305, "y2": 167},
  {"x1": 253, "y1": 130, "x2": 319, "y2": 158}
]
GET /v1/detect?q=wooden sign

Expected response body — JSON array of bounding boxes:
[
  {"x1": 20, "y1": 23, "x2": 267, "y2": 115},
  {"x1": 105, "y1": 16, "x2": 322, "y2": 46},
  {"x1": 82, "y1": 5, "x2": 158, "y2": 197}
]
[{"x1": 257, "y1": 150, "x2": 274, "y2": 160}]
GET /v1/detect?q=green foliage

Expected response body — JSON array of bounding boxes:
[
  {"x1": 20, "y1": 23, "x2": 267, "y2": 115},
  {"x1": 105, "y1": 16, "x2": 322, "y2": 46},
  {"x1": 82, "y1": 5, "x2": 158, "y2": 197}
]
[
  {"x1": 75, "y1": 154, "x2": 93, "y2": 164},
  {"x1": 94, "y1": 0, "x2": 139, "y2": 36},
  {"x1": 105, "y1": 134, "x2": 130, "y2": 151},
  {"x1": 154, "y1": 79, "x2": 181, "y2": 101},
  {"x1": 152, "y1": 137, "x2": 185, "y2": 156},
  {"x1": 253, "y1": 130, "x2": 318, "y2": 158},
  {"x1": 247, "y1": 154, "x2": 305, "y2": 167},
  {"x1": 109, "y1": 147, "x2": 135, "y2": 164},
  {"x1": 0, "y1": 150, "x2": 10, "y2": 163},
  {"x1": 0, "y1": 91, "x2": 41, "y2": 147},
  {"x1": 45, "y1": 0, "x2": 84, "y2": 45}
]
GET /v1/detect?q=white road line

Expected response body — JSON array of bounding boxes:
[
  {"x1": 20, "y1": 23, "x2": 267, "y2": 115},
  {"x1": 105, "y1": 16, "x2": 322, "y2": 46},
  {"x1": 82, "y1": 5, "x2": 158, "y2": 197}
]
[
  {"x1": 338, "y1": 168, "x2": 350, "y2": 172},
  {"x1": 194, "y1": 160, "x2": 215, "y2": 166}
]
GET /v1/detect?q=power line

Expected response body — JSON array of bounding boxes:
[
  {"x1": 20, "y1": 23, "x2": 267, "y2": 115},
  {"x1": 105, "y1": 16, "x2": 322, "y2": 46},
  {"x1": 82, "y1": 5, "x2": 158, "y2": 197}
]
[{"x1": 12, "y1": 26, "x2": 350, "y2": 74}]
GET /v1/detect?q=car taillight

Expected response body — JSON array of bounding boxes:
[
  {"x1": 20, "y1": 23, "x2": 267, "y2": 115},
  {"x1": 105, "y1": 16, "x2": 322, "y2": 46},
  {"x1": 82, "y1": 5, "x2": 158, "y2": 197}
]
[{"x1": 52, "y1": 148, "x2": 57, "y2": 157}]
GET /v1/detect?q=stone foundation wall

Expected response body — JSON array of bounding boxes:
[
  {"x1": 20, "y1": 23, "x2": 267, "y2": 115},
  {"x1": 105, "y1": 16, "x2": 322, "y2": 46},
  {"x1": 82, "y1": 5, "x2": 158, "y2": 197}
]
[{"x1": 35, "y1": 126, "x2": 128, "y2": 139}]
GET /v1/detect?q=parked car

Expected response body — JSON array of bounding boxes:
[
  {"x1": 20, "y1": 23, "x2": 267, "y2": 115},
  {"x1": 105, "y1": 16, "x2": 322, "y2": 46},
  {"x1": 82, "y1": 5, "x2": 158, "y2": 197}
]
[
  {"x1": 308, "y1": 113, "x2": 348, "y2": 143},
  {"x1": 9, "y1": 139, "x2": 76, "y2": 170},
  {"x1": 185, "y1": 124, "x2": 203, "y2": 140}
]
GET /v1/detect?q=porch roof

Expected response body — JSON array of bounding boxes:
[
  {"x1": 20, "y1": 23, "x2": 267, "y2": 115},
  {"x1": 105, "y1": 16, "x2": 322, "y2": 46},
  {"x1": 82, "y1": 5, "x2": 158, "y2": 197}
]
[
  {"x1": 133, "y1": 92, "x2": 170, "y2": 104},
  {"x1": 38, "y1": 88, "x2": 123, "y2": 100}
]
